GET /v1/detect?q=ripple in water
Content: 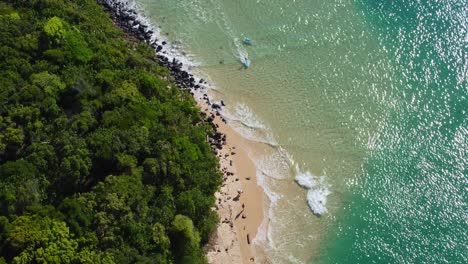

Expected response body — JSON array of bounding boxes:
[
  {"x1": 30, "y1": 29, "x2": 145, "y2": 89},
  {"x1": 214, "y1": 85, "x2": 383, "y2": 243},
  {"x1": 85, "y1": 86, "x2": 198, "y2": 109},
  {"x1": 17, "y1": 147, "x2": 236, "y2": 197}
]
[{"x1": 316, "y1": 0, "x2": 468, "y2": 263}]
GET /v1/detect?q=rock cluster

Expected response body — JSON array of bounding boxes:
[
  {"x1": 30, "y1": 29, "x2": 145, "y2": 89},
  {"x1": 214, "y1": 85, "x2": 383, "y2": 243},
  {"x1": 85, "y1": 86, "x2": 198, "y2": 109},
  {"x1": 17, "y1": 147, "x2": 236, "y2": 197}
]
[
  {"x1": 98, "y1": 0, "x2": 227, "y2": 155},
  {"x1": 98, "y1": 0, "x2": 205, "y2": 91}
]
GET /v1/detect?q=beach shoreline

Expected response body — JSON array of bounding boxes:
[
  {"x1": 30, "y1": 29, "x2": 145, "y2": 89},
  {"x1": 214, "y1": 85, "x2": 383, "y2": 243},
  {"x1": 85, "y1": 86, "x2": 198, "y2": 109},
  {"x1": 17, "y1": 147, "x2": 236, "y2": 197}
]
[
  {"x1": 98, "y1": 1, "x2": 267, "y2": 263},
  {"x1": 200, "y1": 100, "x2": 265, "y2": 264}
]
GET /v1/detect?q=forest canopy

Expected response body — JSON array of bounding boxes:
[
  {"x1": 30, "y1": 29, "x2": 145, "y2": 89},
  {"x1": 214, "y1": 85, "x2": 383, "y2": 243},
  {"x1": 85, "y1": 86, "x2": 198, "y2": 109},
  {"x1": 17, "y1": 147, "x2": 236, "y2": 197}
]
[{"x1": 0, "y1": 0, "x2": 221, "y2": 263}]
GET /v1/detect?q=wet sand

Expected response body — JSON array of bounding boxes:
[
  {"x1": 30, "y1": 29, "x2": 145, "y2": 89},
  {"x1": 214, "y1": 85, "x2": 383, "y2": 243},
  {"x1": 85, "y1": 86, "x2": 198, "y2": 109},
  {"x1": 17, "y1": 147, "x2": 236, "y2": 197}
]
[
  {"x1": 99, "y1": 1, "x2": 267, "y2": 263},
  {"x1": 202, "y1": 103, "x2": 265, "y2": 264}
]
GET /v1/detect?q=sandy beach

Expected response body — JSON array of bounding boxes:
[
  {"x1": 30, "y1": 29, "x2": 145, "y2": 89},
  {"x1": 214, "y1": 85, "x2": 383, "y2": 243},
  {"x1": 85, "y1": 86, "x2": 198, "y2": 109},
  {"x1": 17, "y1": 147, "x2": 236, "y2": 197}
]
[
  {"x1": 97, "y1": 2, "x2": 266, "y2": 262},
  {"x1": 201, "y1": 102, "x2": 265, "y2": 264}
]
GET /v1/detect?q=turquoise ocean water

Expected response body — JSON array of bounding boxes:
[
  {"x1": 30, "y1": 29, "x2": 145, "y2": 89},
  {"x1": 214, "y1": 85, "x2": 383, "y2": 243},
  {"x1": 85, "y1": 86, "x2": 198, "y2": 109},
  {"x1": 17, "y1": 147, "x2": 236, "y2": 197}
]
[{"x1": 126, "y1": 0, "x2": 467, "y2": 263}]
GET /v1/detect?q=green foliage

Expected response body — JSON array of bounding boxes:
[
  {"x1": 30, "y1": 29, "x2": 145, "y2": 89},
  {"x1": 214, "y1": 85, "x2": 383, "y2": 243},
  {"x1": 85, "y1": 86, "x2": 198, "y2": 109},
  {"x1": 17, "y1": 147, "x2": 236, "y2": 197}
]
[
  {"x1": 170, "y1": 215, "x2": 206, "y2": 264},
  {"x1": 116, "y1": 153, "x2": 138, "y2": 175},
  {"x1": 0, "y1": 2, "x2": 20, "y2": 22},
  {"x1": 152, "y1": 223, "x2": 171, "y2": 252},
  {"x1": 4, "y1": 214, "x2": 114, "y2": 264},
  {"x1": 63, "y1": 27, "x2": 93, "y2": 63},
  {"x1": 43, "y1": 16, "x2": 65, "y2": 42},
  {"x1": 43, "y1": 15, "x2": 93, "y2": 63},
  {"x1": 7, "y1": 215, "x2": 78, "y2": 263},
  {"x1": 0, "y1": 160, "x2": 43, "y2": 215},
  {"x1": 58, "y1": 198, "x2": 92, "y2": 236},
  {"x1": 30, "y1": 71, "x2": 65, "y2": 97},
  {"x1": 172, "y1": 215, "x2": 200, "y2": 245},
  {"x1": 0, "y1": 0, "x2": 222, "y2": 263}
]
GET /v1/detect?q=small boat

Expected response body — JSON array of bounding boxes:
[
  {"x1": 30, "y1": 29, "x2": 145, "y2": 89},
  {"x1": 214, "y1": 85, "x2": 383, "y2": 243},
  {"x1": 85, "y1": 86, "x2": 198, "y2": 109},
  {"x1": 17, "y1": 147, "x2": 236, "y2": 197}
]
[
  {"x1": 241, "y1": 57, "x2": 251, "y2": 68},
  {"x1": 243, "y1": 36, "x2": 253, "y2": 45}
]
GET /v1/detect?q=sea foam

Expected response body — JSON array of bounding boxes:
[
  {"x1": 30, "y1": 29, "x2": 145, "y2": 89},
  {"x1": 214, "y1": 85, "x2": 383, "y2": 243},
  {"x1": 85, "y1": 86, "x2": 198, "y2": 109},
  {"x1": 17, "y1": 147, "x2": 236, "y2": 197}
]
[
  {"x1": 295, "y1": 171, "x2": 321, "y2": 189},
  {"x1": 306, "y1": 188, "x2": 331, "y2": 215},
  {"x1": 233, "y1": 103, "x2": 265, "y2": 130},
  {"x1": 295, "y1": 169, "x2": 331, "y2": 215},
  {"x1": 221, "y1": 102, "x2": 280, "y2": 147},
  {"x1": 109, "y1": 0, "x2": 200, "y2": 68}
]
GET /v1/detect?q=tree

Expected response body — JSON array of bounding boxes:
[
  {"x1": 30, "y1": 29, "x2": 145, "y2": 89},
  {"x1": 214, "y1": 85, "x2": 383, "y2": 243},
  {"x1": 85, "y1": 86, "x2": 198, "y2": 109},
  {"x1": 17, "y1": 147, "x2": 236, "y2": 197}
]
[
  {"x1": 63, "y1": 27, "x2": 93, "y2": 63},
  {"x1": 0, "y1": 160, "x2": 43, "y2": 215},
  {"x1": 30, "y1": 71, "x2": 65, "y2": 98},
  {"x1": 6, "y1": 215, "x2": 78, "y2": 264},
  {"x1": 170, "y1": 215, "x2": 206, "y2": 264},
  {"x1": 0, "y1": 1, "x2": 222, "y2": 262},
  {"x1": 43, "y1": 16, "x2": 65, "y2": 44}
]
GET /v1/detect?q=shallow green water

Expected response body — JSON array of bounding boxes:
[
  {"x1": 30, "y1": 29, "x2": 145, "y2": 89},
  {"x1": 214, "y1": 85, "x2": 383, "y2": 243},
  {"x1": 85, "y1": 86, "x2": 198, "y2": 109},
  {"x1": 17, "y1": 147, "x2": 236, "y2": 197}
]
[{"x1": 128, "y1": 0, "x2": 467, "y2": 263}]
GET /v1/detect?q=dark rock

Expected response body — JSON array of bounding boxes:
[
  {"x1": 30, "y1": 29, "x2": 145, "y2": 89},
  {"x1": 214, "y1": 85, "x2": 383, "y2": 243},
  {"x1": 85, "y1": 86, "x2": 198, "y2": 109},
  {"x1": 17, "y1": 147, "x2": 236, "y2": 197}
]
[
  {"x1": 121, "y1": 12, "x2": 130, "y2": 19},
  {"x1": 213, "y1": 132, "x2": 222, "y2": 140},
  {"x1": 211, "y1": 103, "x2": 221, "y2": 110},
  {"x1": 98, "y1": 0, "x2": 226, "y2": 163}
]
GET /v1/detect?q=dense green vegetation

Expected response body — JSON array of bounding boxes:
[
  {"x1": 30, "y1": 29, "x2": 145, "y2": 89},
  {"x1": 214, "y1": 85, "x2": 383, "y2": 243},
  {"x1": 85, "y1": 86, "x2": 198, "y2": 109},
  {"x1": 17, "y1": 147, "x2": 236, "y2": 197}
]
[{"x1": 0, "y1": 0, "x2": 221, "y2": 263}]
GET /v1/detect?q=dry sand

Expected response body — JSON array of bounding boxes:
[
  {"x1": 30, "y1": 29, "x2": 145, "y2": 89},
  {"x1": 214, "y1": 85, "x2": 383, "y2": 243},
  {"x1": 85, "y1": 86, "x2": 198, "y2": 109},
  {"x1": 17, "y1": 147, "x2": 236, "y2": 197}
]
[
  {"x1": 104, "y1": 4, "x2": 266, "y2": 262},
  {"x1": 201, "y1": 104, "x2": 265, "y2": 264}
]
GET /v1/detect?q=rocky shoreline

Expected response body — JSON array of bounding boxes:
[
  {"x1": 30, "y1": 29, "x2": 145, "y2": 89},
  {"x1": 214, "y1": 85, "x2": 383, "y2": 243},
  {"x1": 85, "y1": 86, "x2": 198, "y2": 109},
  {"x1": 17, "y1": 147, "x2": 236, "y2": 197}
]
[
  {"x1": 97, "y1": 0, "x2": 228, "y2": 152},
  {"x1": 94, "y1": 0, "x2": 263, "y2": 263},
  {"x1": 98, "y1": 0, "x2": 202, "y2": 90},
  {"x1": 97, "y1": 2, "x2": 265, "y2": 263}
]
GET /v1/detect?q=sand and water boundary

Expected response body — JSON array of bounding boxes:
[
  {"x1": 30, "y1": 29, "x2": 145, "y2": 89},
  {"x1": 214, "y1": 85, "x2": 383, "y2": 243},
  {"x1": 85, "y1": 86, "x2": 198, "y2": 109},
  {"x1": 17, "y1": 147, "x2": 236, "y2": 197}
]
[{"x1": 99, "y1": 1, "x2": 269, "y2": 263}]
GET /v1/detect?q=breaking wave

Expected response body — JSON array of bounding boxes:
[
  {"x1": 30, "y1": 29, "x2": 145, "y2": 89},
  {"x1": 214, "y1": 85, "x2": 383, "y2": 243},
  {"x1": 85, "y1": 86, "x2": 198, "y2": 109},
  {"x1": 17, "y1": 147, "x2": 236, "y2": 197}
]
[{"x1": 295, "y1": 167, "x2": 331, "y2": 215}]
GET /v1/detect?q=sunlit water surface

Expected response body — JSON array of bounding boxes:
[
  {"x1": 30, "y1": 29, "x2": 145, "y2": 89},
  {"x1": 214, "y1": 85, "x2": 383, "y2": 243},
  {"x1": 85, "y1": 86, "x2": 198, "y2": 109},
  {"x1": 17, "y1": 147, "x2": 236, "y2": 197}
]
[{"x1": 125, "y1": 0, "x2": 467, "y2": 263}]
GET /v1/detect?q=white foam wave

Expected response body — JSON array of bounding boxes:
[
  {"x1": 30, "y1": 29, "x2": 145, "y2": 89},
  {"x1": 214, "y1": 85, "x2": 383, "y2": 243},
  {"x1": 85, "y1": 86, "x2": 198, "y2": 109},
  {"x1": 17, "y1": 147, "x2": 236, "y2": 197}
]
[
  {"x1": 252, "y1": 168, "x2": 282, "y2": 255},
  {"x1": 102, "y1": 1, "x2": 327, "y2": 258},
  {"x1": 256, "y1": 155, "x2": 290, "y2": 181},
  {"x1": 295, "y1": 171, "x2": 321, "y2": 189},
  {"x1": 306, "y1": 188, "x2": 331, "y2": 215},
  {"x1": 231, "y1": 103, "x2": 265, "y2": 129},
  {"x1": 217, "y1": 102, "x2": 281, "y2": 147},
  {"x1": 294, "y1": 167, "x2": 331, "y2": 215},
  {"x1": 109, "y1": 0, "x2": 200, "y2": 68},
  {"x1": 105, "y1": 1, "x2": 279, "y2": 151},
  {"x1": 256, "y1": 170, "x2": 282, "y2": 205}
]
